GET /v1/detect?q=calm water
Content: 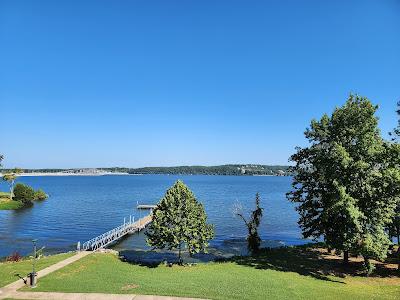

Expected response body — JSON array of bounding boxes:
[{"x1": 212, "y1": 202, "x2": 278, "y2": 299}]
[{"x1": 0, "y1": 175, "x2": 306, "y2": 259}]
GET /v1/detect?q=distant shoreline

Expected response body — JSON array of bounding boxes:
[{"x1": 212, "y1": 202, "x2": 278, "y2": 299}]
[
  {"x1": 0, "y1": 165, "x2": 292, "y2": 177},
  {"x1": 0, "y1": 172, "x2": 133, "y2": 177},
  {"x1": 0, "y1": 173, "x2": 288, "y2": 177}
]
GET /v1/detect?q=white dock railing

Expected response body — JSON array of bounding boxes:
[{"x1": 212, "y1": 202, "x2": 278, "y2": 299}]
[{"x1": 80, "y1": 214, "x2": 152, "y2": 251}]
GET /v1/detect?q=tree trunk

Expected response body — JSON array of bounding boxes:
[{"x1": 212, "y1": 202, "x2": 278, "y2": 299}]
[
  {"x1": 9, "y1": 182, "x2": 13, "y2": 200},
  {"x1": 343, "y1": 250, "x2": 349, "y2": 265},
  {"x1": 178, "y1": 243, "x2": 182, "y2": 265},
  {"x1": 364, "y1": 257, "x2": 370, "y2": 276},
  {"x1": 397, "y1": 246, "x2": 400, "y2": 271}
]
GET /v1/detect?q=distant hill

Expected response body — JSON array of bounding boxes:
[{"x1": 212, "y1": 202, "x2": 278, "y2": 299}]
[
  {"x1": 127, "y1": 165, "x2": 291, "y2": 176},
  {"x1": 1, "y1": 165, "x2": 292, "y2": 176}
]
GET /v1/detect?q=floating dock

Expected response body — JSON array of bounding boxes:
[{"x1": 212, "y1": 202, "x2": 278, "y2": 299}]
[
  {"x1": 137, "y1": 204, "x2": 157, "y2": 210},
  {"x1": 80, "y1": 214, "x2": 152, "y2": 251}
]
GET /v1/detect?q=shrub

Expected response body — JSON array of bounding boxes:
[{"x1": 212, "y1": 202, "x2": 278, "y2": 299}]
[
  {"x1": 364, "y1": 259, "x2": 376, "y2": 276},
  {"x1": 13, "y1": 183, "x2": 35, "y2": 204},
  {"x1": 34, "y1": 189, "x2": 48, "y2": 200},
  {"x1": 6, "y1": 251, "x2": 22, "y2": 262}
]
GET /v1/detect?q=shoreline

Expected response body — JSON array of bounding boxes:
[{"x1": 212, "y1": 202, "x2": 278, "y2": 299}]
[
  {"x1": 0, "y1": 172, "x2": 133, "y2": 177},
  {"x1": 0, "y1": 173, "x2": 289, "y2": 177}
]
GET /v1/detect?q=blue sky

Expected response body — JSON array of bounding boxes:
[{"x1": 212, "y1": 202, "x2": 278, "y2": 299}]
[{"x1": 1, "y1": 0, "x2": 399, "y2": 168}]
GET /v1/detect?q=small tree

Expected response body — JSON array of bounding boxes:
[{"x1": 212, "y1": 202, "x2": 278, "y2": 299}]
[
  {"x1": 2, "y1": 168, "x2": 22, "y2": 200},
  {"x1": 146, "y1": 180, "x2": 214, "y2": 264},
  {"x1": 234, "y1": 193, "x2": 264, "y2": 255},
  {"x1": 13, "y1": 183, "x2": 35, "y2": 204},
  {"x1": 34, "y1": 189, "x2": 48, "y2": 200}
]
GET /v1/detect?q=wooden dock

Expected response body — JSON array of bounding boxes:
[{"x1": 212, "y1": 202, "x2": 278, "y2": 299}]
[
  {"x1": 80, "y1": 214, "x2": 152, "y2": 251},
  {"x1": 137, "y1": 204, "x2": 157, "y2": 210}
]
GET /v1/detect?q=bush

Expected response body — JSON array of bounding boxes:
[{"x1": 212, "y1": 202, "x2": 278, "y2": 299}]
[
  {"x1": 34, "y1": 189, "x2": 48, "y2": 200},
  {"x1": 6, "y1": 251, "x2": 22, "y2": 262},
  {"x1": 13, "y1": 183, "x2": 35, "y2": 204},
  {"x1": 364, "y1": 258, "x2": 376, "y2": 276}
]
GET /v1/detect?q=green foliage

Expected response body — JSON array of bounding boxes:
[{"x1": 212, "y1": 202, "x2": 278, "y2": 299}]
[
  {"x1": 13, "y1": 183, "x2": 35, "y2": 204},
  {"x1": 363, "y1": 258, "x2": 376, "y2": 276},
  {"x1": 287, "y1": 94, "x2": 400, "y2": 274},
  {"x1": 128, "y1": 164, "x2": 291, "y2": 176},
  {"x1": 2, "y1": 168, "x2": 23, "y2": 200},
  {"x1": 235, "y1": 193, "x2": 264, "y2": 254},
  {"x1": 0, "y1": 198, "x2": 24, "y2": 210},
  {"x1": 146, "y1": 180, "x2": 214, "y2": 264},
  {"x1": 390, "y1": 101, "x2": 400, "y2": 140},
  {"x1": 34, "y1": 189, "x2": 48, "y2": 200}
]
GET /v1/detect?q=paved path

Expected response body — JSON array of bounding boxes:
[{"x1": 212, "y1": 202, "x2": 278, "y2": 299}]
[
  {"x1": 0, "y1": 251, "x2": 205, "y2": 300},
  {"x1": 0, "y1": 251, "x2": 91, "y2": 299}
]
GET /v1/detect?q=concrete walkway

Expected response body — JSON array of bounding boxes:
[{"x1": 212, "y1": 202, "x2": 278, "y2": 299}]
[
  {"x1": 0, "y1": 251, "x2": 91, "y2": 299},
  {"x1": 0, "y1": 251, "x2": 205, "y2": 300}
]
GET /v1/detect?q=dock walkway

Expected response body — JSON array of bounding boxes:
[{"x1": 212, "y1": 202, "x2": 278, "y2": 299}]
[{"x1": 81, "y1": 214, "x2": 152, "y2": 251}]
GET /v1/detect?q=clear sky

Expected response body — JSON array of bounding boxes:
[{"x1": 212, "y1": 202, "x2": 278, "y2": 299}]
[{"x1": 1, "y1": 0, "x2": 399, "y2": 168}]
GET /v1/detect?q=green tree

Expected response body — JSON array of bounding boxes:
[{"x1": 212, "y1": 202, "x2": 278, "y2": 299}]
[
  {"x1": 2, "y1": 168, "x2": 23, "y2": 200},
  {"x1": 34, "y1": 189, "x2": 48, "y2": 200},
  {"x1": 390, "y1": 101, "x2": 400, "y2": 140},
  {"x1": 234, "y1": 193, "x2": 264, "y2": 255},
  {"x1": 287, "y1": 94, "x2": 400, "y2": 274},
  {"x1": 389, "y1": 101, "x2": 400, "y2": 270},
  {"x1": 146, "y1": 180, "x2": 214, "y2": 264},
  {"x1": 13, "y1": 183, "x2": 35, "y2": 204}
]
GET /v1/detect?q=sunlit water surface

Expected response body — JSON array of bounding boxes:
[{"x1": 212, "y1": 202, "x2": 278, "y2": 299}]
[{"x1": 0, "y1": 175, "x2": 307, "y2": 261}]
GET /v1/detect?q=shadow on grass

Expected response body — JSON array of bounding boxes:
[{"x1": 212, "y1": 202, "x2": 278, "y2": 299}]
[
  {"x1": 119, "y1": 244, "x2": 399, "y2": 281},
  {"x1": 119, "y1": 250, "x2": 227, "y2": 268},
  {"x1": 230, "y1": 246, "x2": 347, "y2": 283},
  {"x1": 231, "y1": 244, "x2": 400, "y2": 283}
]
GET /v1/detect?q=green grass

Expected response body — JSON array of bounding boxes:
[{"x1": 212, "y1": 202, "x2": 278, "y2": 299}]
[
  {"x1": 0, "y1": 200, "x2": 24, "y2": 210},
  {"x1": 26, "y1": 248, "x2": 400, "y2": 300},
  {"x1": 0, "y1": 192, "x2": 26, "y2": 210},
  {"x1": 0, "y1": 253, "x2": 74, "y2": 287}
]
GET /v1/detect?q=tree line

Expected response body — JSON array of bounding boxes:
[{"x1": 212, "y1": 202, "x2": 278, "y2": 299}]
[{"x1": 128, "y1": 165, "x2": 292, "y2": 176}]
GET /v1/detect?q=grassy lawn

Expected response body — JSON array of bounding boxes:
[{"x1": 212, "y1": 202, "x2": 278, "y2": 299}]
[
  {"x1": 25, "y1": 247, "x2": 400, "y2": 300},
  {"x1": 0, "y1": 253, "x2": 74, "y2": 287},
  {"x1": 0, "y1": 192, "x2": 24, "y2": 210}
]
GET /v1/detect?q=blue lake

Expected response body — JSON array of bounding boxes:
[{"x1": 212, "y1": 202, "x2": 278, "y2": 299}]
[{"x1": 0, "y1": 175, "x2": 307, "y2": 259}]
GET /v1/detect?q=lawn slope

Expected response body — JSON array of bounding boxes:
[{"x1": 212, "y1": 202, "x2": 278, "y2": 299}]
[
  {"x1": 0, "y1": 253, "x2": 74, "y2": 287},
  {"x1": 27, "y1": 248, "x2": 400, "y2": 300}
]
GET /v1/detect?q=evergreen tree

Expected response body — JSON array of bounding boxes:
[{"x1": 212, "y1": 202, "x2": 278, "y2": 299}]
[
  {"x1": 287, "y1": 94, "x2": 400, "y2": 274},
  {"x1": 146, "y1": 180, "x2": 214, "y2": 264}
]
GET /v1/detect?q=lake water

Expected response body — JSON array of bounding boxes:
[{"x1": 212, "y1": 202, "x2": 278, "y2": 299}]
[{"x1": 0, "y1": 175, "x2": 307, "y2": 259}]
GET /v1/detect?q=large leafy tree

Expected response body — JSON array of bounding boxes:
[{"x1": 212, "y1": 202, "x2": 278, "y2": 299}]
[
  {"x1": 389, "y1": 101, "x2": 400, "y2": 270},
  {"x1": 287, "y1": 94, "x2": 400, "y2": 273},
  {"x1": 390, "y1": 101, "x2": 400, "y2": 140},
  {"x1": 146, "y1": 180, "x2": 214, "y2": 264},
  {"x1": 2, "y1": 168, "x2": 23, "y2": 200}
]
